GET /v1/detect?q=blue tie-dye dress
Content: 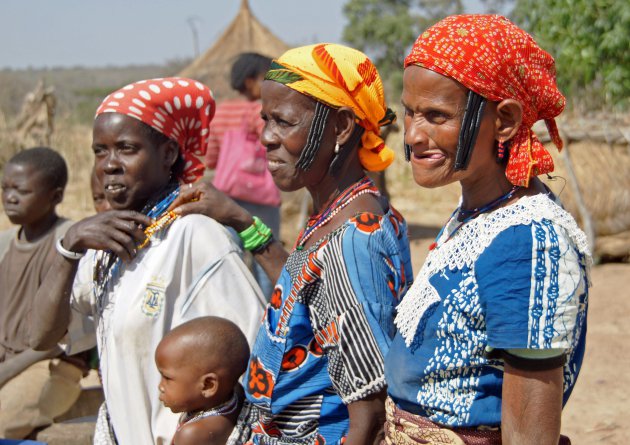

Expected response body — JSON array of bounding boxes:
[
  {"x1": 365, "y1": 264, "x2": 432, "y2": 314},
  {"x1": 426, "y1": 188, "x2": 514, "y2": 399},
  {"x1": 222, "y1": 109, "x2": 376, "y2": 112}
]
[{"x1": 386, "y1": 193, "x2": 590, "y2": 428}]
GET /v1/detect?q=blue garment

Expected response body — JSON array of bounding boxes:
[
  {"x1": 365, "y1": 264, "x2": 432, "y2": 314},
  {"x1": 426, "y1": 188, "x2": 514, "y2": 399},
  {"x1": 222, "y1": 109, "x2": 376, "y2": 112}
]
[
  {"x1": 241, "y1": 209, "x2": 413, "y2": 444},
  {"x1": 386, "y1": 194, "x2": 590, "y2": 428}
]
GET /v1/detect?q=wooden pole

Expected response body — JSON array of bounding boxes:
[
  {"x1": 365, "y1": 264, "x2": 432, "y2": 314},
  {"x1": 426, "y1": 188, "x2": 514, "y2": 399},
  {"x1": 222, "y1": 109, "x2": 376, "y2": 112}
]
[{"x1": 558, "y1": 130, "x2": 596, "y2": 253}]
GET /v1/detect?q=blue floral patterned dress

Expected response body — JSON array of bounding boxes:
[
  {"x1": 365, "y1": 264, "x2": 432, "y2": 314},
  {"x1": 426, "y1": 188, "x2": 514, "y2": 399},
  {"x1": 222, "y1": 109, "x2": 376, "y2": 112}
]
[{"x1": 232, "y1": 208, "x2": 412, "y2": 445}]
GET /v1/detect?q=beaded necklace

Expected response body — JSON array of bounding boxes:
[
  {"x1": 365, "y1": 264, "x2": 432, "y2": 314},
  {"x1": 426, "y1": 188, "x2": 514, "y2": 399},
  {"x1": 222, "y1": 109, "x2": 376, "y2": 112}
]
[
  {"x1": 429, "y1": 185, "x2": 521, "y2": 251},
  {"x1": 94, "y1": 184, "x2": 181, "y2": 315},
  {"x1": 295, "y1": 176, "x2": 380, "y2": 250},
  {"x1": 179, "y1": 391, "x2": 240, "y2": 426},
  {"x1": 138, "y1": 187, "x2": 181, "y2": 249}
]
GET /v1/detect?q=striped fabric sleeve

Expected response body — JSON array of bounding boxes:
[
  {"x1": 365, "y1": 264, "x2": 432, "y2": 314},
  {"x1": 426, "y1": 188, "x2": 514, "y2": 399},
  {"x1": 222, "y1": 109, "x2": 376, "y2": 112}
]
[{"x1": 318, "y1": 224, "x2": 393, "y2": 404}]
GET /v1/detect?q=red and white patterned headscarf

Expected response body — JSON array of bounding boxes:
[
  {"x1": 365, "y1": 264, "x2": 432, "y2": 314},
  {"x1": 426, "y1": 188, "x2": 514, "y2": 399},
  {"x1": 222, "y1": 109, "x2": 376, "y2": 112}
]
[
  {"x1": 405, "y1": 15, "x2": 565, "y2": 187},
  {"x1": 95, "y1": 77, "x2": 216, "y2": 183}
]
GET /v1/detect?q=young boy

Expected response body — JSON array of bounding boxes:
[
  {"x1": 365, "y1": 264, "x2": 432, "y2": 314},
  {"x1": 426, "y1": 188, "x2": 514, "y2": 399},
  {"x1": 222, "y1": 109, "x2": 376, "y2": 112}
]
[
  {"x1": 155, "y1": 316, "x2": 250, "y2": 445},
  {"x1": 0, "y1": 147, "x2": 85, "y2": 439}
]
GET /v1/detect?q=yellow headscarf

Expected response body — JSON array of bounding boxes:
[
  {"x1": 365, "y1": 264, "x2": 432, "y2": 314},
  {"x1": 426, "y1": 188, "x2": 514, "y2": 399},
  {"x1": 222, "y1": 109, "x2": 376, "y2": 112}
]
[{"x1": 265, "y1": 43, "x2": 396, "y2": 171}]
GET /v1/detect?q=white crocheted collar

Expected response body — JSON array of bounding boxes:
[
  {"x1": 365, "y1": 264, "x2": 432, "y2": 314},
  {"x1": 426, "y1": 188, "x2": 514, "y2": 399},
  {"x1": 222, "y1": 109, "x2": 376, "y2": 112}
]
[{"x1": 394, "y1": 193, "x2": 591, "y2": 347}]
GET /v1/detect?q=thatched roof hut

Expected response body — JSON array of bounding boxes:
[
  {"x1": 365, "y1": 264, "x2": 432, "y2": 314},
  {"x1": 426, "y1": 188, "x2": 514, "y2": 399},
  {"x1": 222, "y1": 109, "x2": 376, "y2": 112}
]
[
  {"x1": 178, "y1": 0, "x2": 289, "y2": 101},
  {"x1": 536, "y1": 114, "x2": 630, "y2": 261}
]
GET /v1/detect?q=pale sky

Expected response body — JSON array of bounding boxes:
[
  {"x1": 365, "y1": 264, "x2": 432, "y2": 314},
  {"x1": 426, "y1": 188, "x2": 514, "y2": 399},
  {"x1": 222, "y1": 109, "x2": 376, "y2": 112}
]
[
  {"x1": 0, "y1": 0, "x2": 490, "y2": 70},
  {"x1": 0, "y1": 0, "x2": 347, "y2": 69}
]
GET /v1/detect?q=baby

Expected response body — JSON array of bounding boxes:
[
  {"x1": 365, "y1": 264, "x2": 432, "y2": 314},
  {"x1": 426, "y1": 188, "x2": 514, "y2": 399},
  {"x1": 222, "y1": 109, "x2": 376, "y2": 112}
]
[{"x1": 155, "y1": 316, "x2": 250, "y2": 445}]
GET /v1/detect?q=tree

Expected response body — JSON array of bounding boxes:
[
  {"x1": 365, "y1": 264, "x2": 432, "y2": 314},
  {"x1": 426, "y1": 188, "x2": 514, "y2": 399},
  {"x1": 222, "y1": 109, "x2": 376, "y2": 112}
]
[
  {"x1": 342, "y1": 0, "x2": 415, "y2": 98},
  {"x1": 342, "y1": 0, "x2": 463, "y2": 98},
  {"x1": 512, "y1": 0, "x2": 630, "y2": 109}
]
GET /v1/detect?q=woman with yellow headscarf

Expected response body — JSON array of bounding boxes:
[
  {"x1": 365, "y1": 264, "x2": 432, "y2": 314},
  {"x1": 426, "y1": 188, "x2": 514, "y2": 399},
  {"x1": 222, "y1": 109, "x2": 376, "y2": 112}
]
[{"x1": 171, "y1": 43, "x2": 412, "y2": 444}]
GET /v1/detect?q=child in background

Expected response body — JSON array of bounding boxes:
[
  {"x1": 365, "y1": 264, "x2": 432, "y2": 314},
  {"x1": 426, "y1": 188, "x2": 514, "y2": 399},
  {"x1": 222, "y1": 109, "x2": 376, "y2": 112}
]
[
  {"x1": 155, "y1": 316, "x2": 250, "y2": 445},
  {"x1": 205, "y1": 52, "x2": 279, "y2": 301},
  {"x1": 0, "y1": 147, "x2": 85, "y2": 439},
  {"x1": 90, "y1": 167, "x2": 111, "y2": 213}
]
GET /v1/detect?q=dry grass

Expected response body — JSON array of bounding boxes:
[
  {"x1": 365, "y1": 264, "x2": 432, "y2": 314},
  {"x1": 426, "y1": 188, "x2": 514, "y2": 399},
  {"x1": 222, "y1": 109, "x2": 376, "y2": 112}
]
[{"x1": 1, "y1": 119, "x2": 627, "y2": 264}]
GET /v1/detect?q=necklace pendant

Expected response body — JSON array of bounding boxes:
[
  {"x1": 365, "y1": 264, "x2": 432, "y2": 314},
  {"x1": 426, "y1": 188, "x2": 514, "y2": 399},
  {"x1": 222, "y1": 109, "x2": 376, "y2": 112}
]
[{"x1": 296, "y1": 245, "x2": 303, "y2": 251}]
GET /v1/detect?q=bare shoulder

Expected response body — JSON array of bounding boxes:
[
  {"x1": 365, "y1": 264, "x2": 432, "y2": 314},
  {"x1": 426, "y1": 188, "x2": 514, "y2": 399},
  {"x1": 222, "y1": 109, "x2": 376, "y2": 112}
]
[{"x1": 173, "y1": 416, "x2": 235, "y2": 445}]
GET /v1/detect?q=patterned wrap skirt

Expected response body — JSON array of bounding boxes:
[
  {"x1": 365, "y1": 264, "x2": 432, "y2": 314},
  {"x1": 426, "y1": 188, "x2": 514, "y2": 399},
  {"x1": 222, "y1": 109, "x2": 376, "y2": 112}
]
[{"x1": 382, "y1": 397, "x2": 571, "y2": 445}]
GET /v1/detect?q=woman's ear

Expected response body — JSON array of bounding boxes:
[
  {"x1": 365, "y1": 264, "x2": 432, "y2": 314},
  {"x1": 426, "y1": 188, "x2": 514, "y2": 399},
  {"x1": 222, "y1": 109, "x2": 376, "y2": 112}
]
[
  {"x1": 163, "y1": 139, "x2": 179, "y2": 170},
  {"x1": 200, "y1": 372, "x2": 219, "y2": 399},
  {"x1": 494, "y1": 99, "x2": 523, "y2": 143},
  {"x1": 334, "y1": 106, "x2": 356, "y2": 146}
]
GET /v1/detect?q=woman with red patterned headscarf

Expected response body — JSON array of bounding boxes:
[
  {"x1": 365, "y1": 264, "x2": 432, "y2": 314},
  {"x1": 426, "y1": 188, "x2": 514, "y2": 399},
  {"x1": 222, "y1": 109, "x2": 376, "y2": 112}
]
[
  {"x1": 28, "y1": 78, "x2": 265, "y2": 444},
  {"x1": 383, "y1": 15, "x2": 591, "y2": 444}
]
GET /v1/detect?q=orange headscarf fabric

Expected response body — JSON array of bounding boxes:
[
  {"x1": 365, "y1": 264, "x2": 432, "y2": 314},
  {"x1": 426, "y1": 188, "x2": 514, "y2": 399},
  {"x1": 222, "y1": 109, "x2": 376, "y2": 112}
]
[
  {"x1": 265, "y1": 43, "x2": 396, "y2": 172},
  {"x1": 405, "y1": 14, "x2": 565, "y2": 186},
  {"x1": 96, "y1": 77, "x2": 216, "y2": 183}
]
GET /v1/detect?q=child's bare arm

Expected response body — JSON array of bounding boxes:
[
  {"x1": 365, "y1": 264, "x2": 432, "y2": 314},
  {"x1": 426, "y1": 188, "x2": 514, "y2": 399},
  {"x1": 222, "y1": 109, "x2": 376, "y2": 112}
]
[{"x1": 173, "y1": 416, "x2": 235, "y2": 445}]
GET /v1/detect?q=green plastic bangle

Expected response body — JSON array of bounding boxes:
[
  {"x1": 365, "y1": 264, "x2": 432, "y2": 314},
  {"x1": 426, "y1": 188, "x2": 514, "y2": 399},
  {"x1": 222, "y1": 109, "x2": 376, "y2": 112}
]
[{"x1": 238, "y1": 216, "x2": 273, "y2": 251}]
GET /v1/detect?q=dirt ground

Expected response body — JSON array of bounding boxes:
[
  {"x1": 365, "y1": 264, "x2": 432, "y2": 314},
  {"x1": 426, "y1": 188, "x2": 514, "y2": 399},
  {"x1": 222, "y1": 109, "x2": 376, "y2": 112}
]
[{"x1": 560, "y1": 262, "x2": 630, "y2": 444}]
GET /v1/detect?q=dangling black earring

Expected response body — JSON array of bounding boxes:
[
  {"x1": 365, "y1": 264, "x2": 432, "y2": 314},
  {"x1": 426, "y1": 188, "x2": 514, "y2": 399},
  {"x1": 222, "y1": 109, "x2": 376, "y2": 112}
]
[{"x1": 404, "y1": 143, "x2": 412, "y2": 162}]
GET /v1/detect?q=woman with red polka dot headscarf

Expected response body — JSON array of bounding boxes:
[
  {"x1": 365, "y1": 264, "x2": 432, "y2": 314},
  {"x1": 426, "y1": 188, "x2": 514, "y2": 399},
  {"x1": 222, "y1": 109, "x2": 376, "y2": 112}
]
[
  {"x1": 384, "y1": 15, "x2": 590, "y2": 445},
  {"x1": 29, "y1": 78, "x2": 265, "y2": 445}
]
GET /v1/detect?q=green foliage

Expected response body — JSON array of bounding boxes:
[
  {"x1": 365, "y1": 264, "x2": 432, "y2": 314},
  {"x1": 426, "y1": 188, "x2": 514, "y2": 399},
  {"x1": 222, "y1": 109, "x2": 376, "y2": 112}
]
[
  {"x1": 342, "y1": 0, "x2": 463, "y2": 98},
  {"x1": 512, "y1": 0, "x2": 630, "y2": 109},
  {"x1": 343, "y1": 0, "x2": 415, "y2": 98}
]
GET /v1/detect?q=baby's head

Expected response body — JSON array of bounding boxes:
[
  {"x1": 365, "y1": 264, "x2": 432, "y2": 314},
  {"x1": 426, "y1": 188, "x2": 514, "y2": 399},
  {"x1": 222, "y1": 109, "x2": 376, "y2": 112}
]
[{"x1": 155, "y1": 316, "x2": 250, "y2": 414}]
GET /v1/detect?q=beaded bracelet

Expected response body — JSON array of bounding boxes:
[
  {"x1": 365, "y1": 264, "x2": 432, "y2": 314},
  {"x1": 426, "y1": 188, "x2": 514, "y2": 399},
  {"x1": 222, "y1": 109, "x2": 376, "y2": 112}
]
[
  {"x1": 238, "y1": 216, "x2": 273, "y2": 252},
  {"x1": 251, "y1": 235, "x2": 274, "y2": 255},
  {"x1": 56, "y1": 237, "x2": 86, "y2": 261}
]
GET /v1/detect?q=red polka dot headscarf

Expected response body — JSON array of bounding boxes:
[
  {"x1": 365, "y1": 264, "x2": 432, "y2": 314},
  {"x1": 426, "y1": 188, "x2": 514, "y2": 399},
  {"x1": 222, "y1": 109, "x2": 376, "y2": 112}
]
[
  {"x1": 95, "y1": 77, "x2": 216, "y2": 183},
  {"x1": 405, "y1": 15, "x2": 565, "y2": 187}
]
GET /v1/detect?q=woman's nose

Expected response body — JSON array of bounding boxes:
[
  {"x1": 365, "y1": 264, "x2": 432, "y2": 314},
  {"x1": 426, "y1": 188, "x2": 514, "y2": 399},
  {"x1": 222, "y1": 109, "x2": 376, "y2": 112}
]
[
  {"x1": 260, "y1": 122, "x2": 277, "y2": 150},
  {"x1": 404, "y1": 118, "x2": 430, "y2": 148},
  {"x1": 102, "y1": 151, "x2": 122, "y2": 174}
]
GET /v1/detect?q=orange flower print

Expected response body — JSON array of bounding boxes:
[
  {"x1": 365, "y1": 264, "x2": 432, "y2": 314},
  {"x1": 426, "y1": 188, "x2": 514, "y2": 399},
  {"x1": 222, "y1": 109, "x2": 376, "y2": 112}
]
[
  {"x1": 247, "y1": 356, "x2": 274, "y2": 399},
  {"x1": 353, "y1": 212, "x2": 381, "y2": 233},
  {"x1": 281, "y1": 345, "x2": 308, "y2": 372},
  {"x1": 270, "y1": 286, "x2": 283, "y2": 310}
]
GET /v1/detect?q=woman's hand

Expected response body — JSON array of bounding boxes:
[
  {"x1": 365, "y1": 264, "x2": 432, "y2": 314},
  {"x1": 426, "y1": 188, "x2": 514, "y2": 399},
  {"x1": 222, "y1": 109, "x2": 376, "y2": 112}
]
[
  {"x1": 62, "y1": 210, "x2": 152, "y2": 262},
  {"x1": 168, "y1": 180, "x2": 254, "y2": 232},
  {"x1": 171, "y1": 179, "x2": 289, "y2": 284}
]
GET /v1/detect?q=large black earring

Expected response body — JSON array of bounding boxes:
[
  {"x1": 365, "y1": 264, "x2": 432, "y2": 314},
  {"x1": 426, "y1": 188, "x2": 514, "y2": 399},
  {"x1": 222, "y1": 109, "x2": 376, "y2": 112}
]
[
  {"x1": 454, "y1": 90, "x2": 486, "y2": 171},
  {"x1": 404, "y1": 142, "x2": 412, "y2": 162},
  {"x1": 296, "y1": 101, "x2": 331, "y2": 171}
]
